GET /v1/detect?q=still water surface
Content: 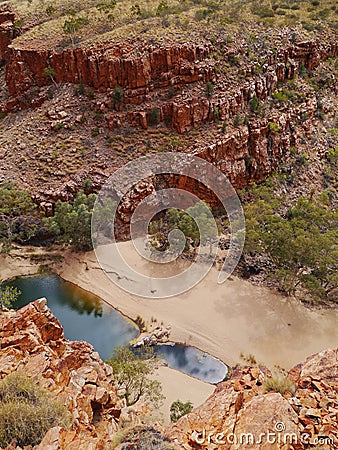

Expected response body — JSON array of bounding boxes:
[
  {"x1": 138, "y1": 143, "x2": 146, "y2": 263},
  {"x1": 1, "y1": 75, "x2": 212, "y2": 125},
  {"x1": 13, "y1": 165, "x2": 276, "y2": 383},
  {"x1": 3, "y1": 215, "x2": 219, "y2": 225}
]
[
  {"x1": 6, "y1": 274, "x2": 138, "y2": 361},
  {"x1": 5, "y1": 274, "x2": 228, "y2": 383}
]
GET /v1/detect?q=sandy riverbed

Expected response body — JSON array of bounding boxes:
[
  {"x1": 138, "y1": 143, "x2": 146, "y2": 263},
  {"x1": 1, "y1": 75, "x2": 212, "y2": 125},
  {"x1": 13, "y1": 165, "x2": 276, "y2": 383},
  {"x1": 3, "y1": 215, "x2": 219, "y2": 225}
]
[
  {"x1": 3, "y1": 244, "x2": 338, "y2": 370},
  {"x1": 151, "y1": 366, "x2": 214, "y2": 424},
  {"x1": 2, "y1": 244, "x2": 338, "y2": 422},
  {"x1": 57, "y1": 242, "x2": 338, "y2": 370}
]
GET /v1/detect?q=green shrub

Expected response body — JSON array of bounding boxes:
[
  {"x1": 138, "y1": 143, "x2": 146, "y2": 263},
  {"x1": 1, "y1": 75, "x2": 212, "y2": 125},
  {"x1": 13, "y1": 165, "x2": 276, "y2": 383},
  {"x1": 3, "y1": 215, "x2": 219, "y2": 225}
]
[
  {"x1": 94, "y1": 110, "x2": 104, "y2": 120},
  {"x1": 298, "y1": 62, "x2": 307, "y2": 77},
  {"x1": 131, "y1": 4, "x2": 142, "y2": 18},
  {"x1": 156, "y1": 0, "x2": 169, "y2": 17},
  {"x1": 91, "y1": 127, "x2": 99, "y2": 137},
  {"x1": 168, "y1": 87, "x2": 175, "y2": 98},
  {"x1": 150, "y1": 107, "x2": 160, "y2": 125},
  {"x1": 43, "y1": 66, "x2": 57, "y2": 85},
  {"x1": 74, "y1": 81, "x2": 85, "y2": 96},
  {"x1": 213, "y1": 105, "x2": 220, "y2": 122},
  {"x1": 83, "y1": 178, "x2": 93, "y2": 193},
  {"x1": 250, "y1": 94, "x2": 259, "y2": 112},
  {"x1": 170, "y1": 400, "x2": 193, "y2": 422},
  {"x1": 252, "y1": 5, "x2": 275, "y2": 18},
  {"x1": 268, "y1": 122, "x2": 280, "y2": 133},
  {"x1": 106, "y1": 347, "x2": 164, "y2": 408},
  {"x1": 112, "y1": 84, "x2": 124, "y2": 108},
  {"x1": 272, "y1": 90, "x2": 288, "y2": 102},
  {"x1": 195, "y1": 8, "x2": 209, "y2": 20},
  {"x1": 205, "y1": 81, "x2": 214, "y2": 98},
  {"x1": 86, "y1": 90, "x2": 95, "y2": 99},
  {"x1": 46, "y1": 190, "x2": 96, "y2": 251},
  {"x1": 327, "y1": 146, "x2": 338, "y2": 161},
  {"x1": 0, "y1": 286, "x2": 21, "y2": 311},
  {"x1": 228, "y1": 54, "x2": 240, "y2": 66},
  {"x1": 0, "y1": 373, "x2": 70, "y2": 448},
  {"x1": 0, "y1": 182, "x2": 37, "y2": 249}
]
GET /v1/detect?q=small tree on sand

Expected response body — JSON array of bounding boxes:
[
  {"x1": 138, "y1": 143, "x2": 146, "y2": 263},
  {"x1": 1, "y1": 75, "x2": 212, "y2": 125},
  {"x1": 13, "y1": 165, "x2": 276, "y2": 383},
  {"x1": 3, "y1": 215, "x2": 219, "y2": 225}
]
[
  {"x1": 170, "y1": 400, "x2": 193, "y2": 422},
  {"x1": 106, "y1": 346, "x2": 164, "y2": 408}
]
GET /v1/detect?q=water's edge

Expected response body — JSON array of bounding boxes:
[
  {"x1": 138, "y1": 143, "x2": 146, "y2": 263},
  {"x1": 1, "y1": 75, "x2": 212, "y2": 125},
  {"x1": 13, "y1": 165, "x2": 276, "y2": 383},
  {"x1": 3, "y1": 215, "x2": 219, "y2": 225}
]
[{"x1": 3, "y1": 272, "x2": 229, "y2": 384}]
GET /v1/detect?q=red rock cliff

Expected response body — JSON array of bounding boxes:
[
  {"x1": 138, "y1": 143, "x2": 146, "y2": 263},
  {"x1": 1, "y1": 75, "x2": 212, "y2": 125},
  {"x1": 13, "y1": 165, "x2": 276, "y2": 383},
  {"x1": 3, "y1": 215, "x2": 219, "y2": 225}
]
[
  {"x1": 0, "y1": 299, "x2": 122, "y2": 449},
  {"x1": 165, "y1": 350, "x2": 338, "y2": 449}
]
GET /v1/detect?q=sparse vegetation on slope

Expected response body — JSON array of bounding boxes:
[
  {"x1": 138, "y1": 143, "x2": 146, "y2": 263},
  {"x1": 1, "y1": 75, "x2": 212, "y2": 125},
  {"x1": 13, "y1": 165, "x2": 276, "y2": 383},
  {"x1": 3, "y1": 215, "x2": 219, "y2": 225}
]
[
  {"x1": 47, "y1": 190, "x2": 96, "y2": 250},
  {"x1": 263, "y1": 374, "x2": 296, "y2": 395},
  {"x1": 170, "y1": 400, "x2": 194, "y2": 423},
  {"x1": 112, "y1": 425, "x2": 177, "y2": 449},
  {"x1": 7, "y1": 0, "x2": 338, "y2": 51},
  {"x1": 241, "y1": 184, "x2": 338, "y2": 303},
  {"x1": 0, "y1": 373, "x2": 70, "y2": 448},
  {"x1": 0, "y1": 285, "x2": 21, "y2": 311}
]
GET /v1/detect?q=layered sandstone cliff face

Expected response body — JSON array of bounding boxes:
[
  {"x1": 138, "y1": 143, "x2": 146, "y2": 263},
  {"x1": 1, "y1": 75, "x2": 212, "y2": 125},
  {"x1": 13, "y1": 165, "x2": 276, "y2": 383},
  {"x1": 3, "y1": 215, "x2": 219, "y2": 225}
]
[
  {"x1": 165, "y1": 351, "x2": 338, "y2": 449},
  {"x1": 0, "y1": 7, "x2": 336, "y2": 218},
  {"x1": 3, "y1": 33, "x2": 337, "y2": 134},
  {"x1": 0, "y1": 299, "x2": 122, "y2": 449},
  {"x1": 0, "y1": 8, "x2": 17, "y2": 65}
]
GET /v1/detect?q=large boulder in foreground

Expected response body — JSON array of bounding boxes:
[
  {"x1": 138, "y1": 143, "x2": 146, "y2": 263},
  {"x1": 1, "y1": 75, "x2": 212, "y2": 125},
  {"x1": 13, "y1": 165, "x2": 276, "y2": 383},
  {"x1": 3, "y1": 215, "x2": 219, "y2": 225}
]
[
  {"x1": 165, "y1": 350, "x2": 338, "y2": 449},
  {"x1": 0, "y1": 299, "x2": 121, "y2": 449}
]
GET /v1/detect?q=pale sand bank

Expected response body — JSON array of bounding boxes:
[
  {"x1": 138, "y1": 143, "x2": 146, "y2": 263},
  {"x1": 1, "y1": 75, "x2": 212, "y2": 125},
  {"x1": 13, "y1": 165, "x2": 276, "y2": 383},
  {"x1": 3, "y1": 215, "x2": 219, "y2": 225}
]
[
  {"x1": 0, "y1": 247, "x2": 42, "y2": 281},
  {"x1": 152, "y1": 366, "x2": 214, "y2": 424},
  {"x1": 58, "y1": 242, "x2": 338, "y2": 371},
  {"x1": 0, "y1": 247, "x2": 215, "y2": 421}
]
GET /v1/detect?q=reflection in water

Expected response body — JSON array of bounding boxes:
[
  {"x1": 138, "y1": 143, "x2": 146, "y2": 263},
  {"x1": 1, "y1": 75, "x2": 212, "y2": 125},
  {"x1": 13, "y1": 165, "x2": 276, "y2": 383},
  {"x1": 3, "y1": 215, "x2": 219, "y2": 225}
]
[
  {"x1": 153, "y1": 343, "x2": 228, "y2": 384},
  {"x1": 56, "y1": 282, "x2": 103, "y2": 317},
  {"x1": 4, "y1": 275, "x2": 228, "y2": 384},
  {"x1": 3, "y1": 275, "x2": 138, "y2": 361}
]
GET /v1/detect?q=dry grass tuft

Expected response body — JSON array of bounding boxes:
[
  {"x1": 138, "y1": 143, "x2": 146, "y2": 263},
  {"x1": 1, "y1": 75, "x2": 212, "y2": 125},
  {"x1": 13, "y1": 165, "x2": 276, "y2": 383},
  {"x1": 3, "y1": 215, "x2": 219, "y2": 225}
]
[{"x1": 0, "y1": 373, "x2": 71, "y2": 448}]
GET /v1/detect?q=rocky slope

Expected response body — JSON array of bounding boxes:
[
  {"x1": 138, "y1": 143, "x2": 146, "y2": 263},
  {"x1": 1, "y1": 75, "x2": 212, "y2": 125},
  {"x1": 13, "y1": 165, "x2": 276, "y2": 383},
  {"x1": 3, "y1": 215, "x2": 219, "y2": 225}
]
[
  {"x1": 165, "y1": 350, "x2": 338, "y2": 449},
  {"x1": 0, "y1": 2, "x2": 337, "y2": 213},
  {"x1": 1, "y1": 301, "x2": 338, "y2": 449},
  {"x1": 0, "y1": 299, "x2": 123, "y2": 449}
]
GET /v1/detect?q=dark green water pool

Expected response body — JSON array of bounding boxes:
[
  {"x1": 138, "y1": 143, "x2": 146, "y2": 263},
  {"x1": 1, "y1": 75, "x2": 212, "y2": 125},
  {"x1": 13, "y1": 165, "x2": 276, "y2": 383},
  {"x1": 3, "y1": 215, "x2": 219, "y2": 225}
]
[
  {"x1": 3, "y1": 274, "x2": 228, "y2": 383},
  {"x1": 4, "y1": 274, "x2": 138, "y2": 361}
]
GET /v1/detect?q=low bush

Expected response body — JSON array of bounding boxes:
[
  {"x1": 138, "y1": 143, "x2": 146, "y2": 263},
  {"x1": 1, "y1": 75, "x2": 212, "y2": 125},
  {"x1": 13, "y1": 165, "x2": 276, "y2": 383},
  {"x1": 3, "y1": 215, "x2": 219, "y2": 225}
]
[
  {"x1": 170, "y1": 400, "x2": 193, "y2": 423},
  {"x1": 150, "y1": 107, "x2": 160, "y2": 125},
  {"x1": 112, "y1": 426, "x2": 176, "y2": 449},
  {"x1": 0, "y1": 373, "x2": 70, "y2": 448}
]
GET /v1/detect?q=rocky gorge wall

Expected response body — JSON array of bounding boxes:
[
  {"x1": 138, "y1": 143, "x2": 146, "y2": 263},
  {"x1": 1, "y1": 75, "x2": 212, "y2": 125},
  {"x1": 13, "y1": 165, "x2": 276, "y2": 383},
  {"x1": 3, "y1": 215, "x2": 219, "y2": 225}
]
[
  {"x1": 0, "y1": 9, "x2": 17, "y2": 65},
  {"x1": 1, "y1": 300, "x2": 338, "y2": 449},
  {"x1": 0, "y1": 8, "x2": 337, "y2": 216},
  {"x1": 0, "y1": 299, "x2": 122, "y2": 449},
  {"x1": 1, "y1": 13, "x2": 337, "y2": 132}
]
